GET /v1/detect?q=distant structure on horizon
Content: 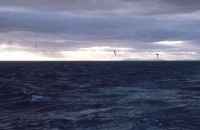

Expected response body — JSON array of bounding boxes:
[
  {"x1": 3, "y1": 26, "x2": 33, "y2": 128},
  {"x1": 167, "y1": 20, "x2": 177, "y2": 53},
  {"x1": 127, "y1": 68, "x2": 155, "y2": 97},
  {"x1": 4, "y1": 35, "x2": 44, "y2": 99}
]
[
  {"x1": 113, "y1": 49, "x2": 117, "y2": 56},
  {"x1": 156, "y1": 53, "x2": 160, "y2": 60}
]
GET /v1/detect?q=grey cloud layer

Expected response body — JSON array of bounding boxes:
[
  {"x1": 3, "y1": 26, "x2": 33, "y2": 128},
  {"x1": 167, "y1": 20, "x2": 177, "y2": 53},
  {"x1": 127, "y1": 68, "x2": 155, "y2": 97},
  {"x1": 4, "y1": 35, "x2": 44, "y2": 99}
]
[
  {"x1": 0, "y1": 0, "x2": 200, "y2": 14},
  {"x1": 0, "y1": 0, "x2": 200, "y2": 54},
  {"x1": 1, "y1": 10, "x2": 199, "y2": 39}
]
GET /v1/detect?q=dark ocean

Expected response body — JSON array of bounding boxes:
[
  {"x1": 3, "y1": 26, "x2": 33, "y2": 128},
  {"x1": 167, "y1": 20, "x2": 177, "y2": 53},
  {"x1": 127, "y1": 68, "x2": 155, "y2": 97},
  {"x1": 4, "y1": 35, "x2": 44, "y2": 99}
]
[{"x1": 0, "y1": 61, "x2": 200, "y2": 130}]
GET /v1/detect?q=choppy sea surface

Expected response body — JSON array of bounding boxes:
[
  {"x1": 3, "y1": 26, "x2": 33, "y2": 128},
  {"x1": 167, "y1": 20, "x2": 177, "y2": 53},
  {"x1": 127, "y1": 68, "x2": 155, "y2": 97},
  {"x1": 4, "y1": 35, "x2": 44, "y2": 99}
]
[{"x1": 0, "y1": 61, "x2": 200, "y2": 130}]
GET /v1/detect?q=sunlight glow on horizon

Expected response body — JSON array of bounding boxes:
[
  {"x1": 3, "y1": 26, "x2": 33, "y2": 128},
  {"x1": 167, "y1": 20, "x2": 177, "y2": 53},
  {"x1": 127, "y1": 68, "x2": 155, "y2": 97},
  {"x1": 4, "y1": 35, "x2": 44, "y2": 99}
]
[{"x1": 0, "y1": 43, "x2": 198, "y2": 61}]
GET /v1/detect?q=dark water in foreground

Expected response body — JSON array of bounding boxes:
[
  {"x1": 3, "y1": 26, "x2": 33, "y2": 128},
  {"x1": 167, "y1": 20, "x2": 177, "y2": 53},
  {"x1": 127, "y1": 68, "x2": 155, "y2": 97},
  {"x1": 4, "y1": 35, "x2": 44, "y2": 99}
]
[{"x1": 0, "y1": 61, "x2": 200, "y2": 130}]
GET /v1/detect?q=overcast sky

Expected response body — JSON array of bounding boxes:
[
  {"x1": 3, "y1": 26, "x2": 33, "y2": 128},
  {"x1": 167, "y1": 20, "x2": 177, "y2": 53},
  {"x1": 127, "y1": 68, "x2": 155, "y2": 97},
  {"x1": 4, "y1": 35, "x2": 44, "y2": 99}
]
[{"x1": 0, "y1": 0, "x2": 200, "y2": 60}]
